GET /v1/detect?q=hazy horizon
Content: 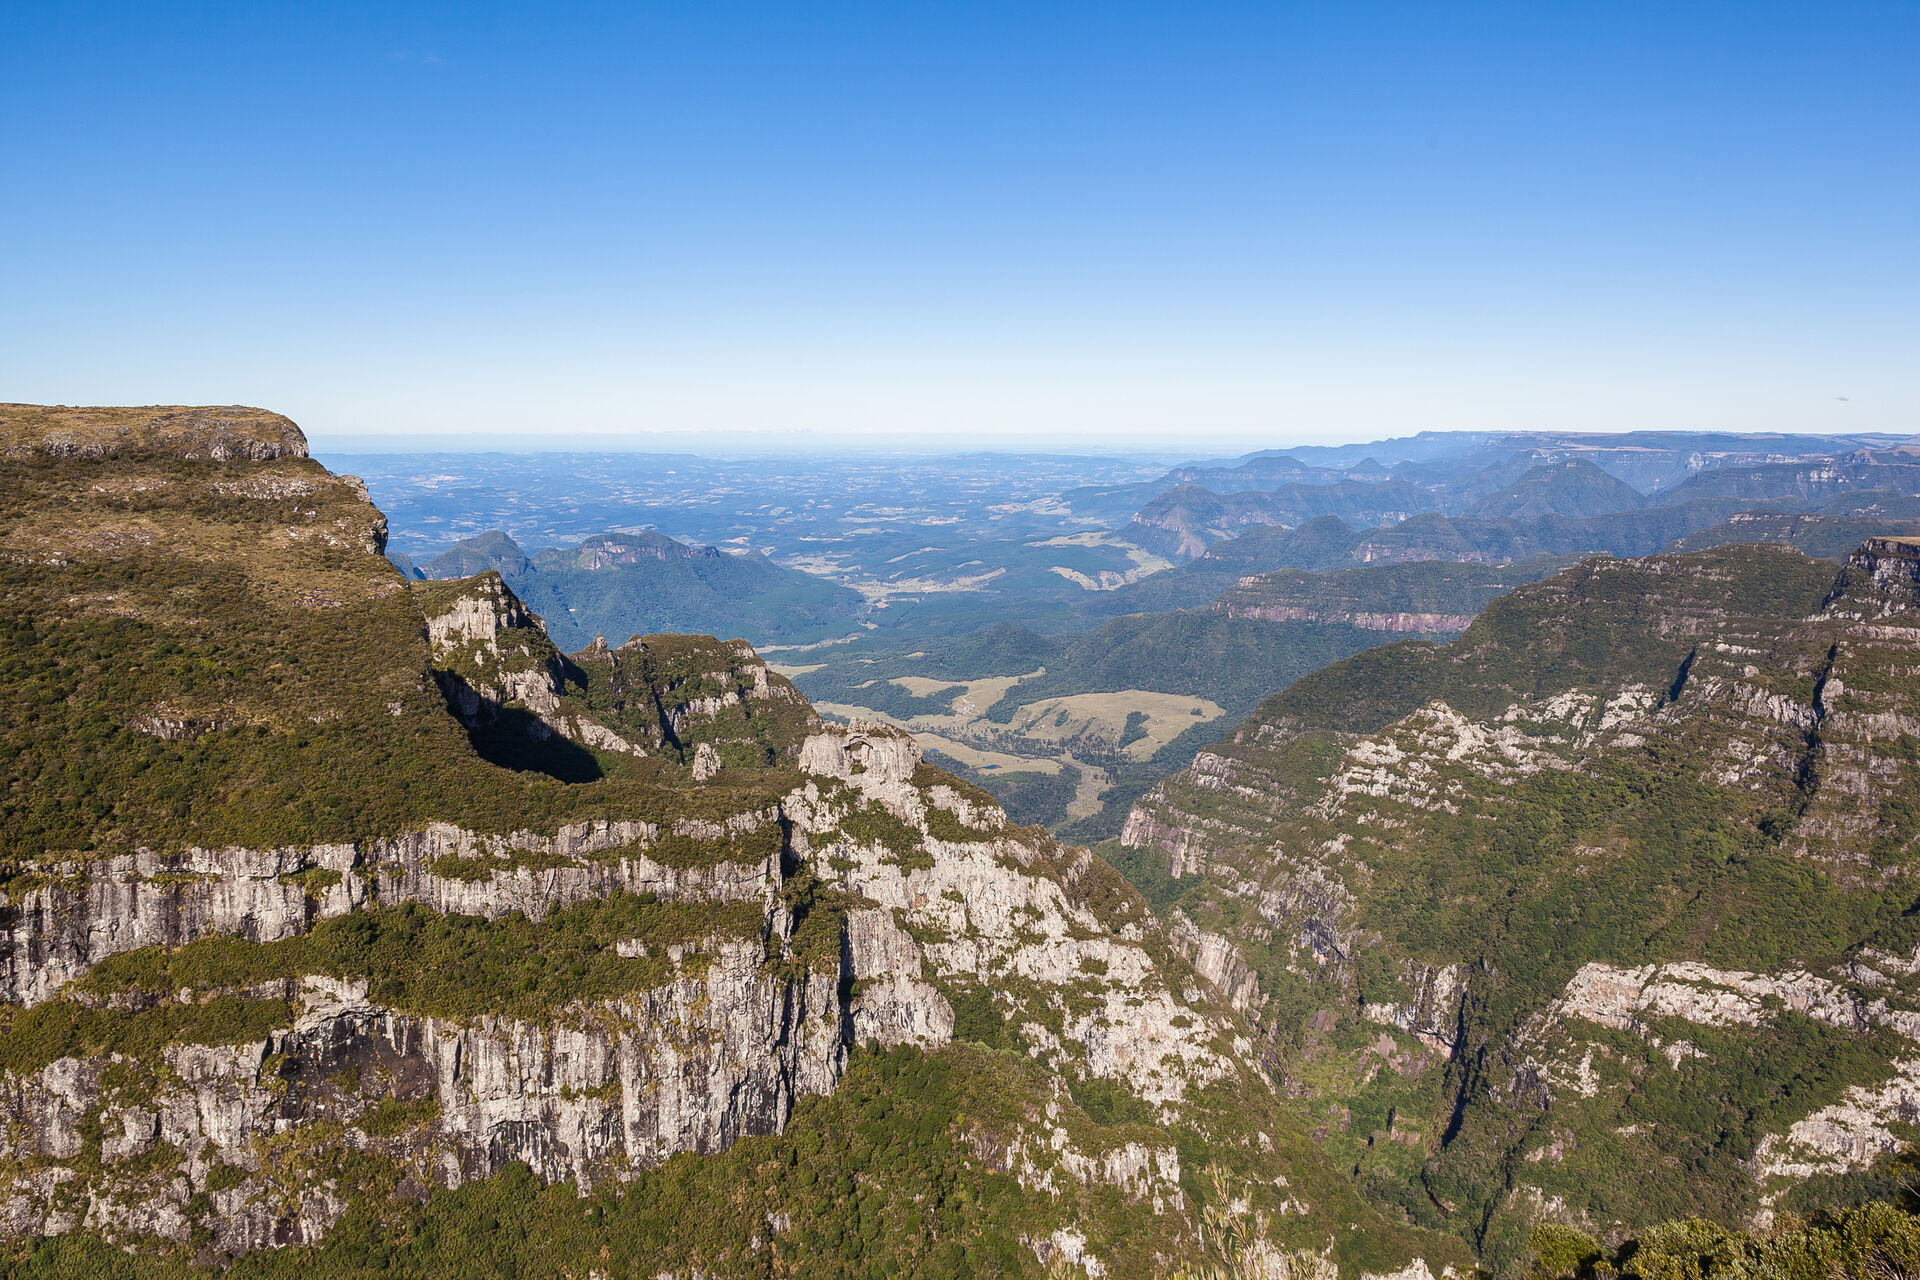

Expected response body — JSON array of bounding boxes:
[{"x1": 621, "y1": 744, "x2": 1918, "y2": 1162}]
[{"x1": 307, "y1": 422, "x2": 1920, "y2": 462}]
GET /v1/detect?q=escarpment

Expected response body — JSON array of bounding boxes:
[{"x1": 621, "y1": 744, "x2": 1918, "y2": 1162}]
[
  {"x1": 1117, "y1": 540, "x2": 1920, "y2": 1269},
  {"x1": 1211, "y1": 558, "x2": 1576, "y2": 637},
  {"x1": 0, "y1": 406, "x2": 1467, "y2": 1278},
  {"x1": 0, "y1": 711, "x2": 1251, "y2": 1252}
]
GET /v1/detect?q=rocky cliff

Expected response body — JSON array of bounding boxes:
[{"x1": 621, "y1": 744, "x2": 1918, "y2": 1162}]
[
  {"x1": 0, "y1": 405, "x2": 1464, "y2": 1278},
  {"x1": 1116, "y1": 540, "x2": 1920, "y2": 1272},
  {"x1": 1212, "y1": 560, "x2": 1576, "y2": 637}
]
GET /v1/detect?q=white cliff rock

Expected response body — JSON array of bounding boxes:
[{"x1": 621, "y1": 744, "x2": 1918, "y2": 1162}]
[
  {"x1": 0, "y1": 717, "x2": 1261, "y2": 1257},
  {"x1": 0, "y1": 815, "x2": 794, "y2": 1006},
  {"x1": 793, "y1": 722, "x2": 1230, "y2": 1107}
]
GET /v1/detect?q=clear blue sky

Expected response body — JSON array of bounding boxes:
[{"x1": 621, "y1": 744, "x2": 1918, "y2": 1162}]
[{"x1": 3, "y1": 2, "x2": 1916, "y2": 451}]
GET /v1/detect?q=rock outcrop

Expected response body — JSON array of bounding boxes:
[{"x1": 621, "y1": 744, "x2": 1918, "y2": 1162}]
[{"x1": 1119, "y1": 540, "x2": 1920, "y2": 1263}]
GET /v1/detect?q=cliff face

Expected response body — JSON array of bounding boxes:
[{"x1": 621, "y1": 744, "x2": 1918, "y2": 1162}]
[
  {"x1": 1, "y1": 952, "x2": 845, "y2": 1252},
  {"x1": 0, "y1": 712, "x2": 1246, "y2": 1257},
  {"x1": 0, "y1": 406, "x2": 1466, "y2": 1278},
  {"x1": 1210, "y1": 560, "x2": 1567, "y2": 637},
  {"x1": 1119, "y1": 541, "x2": 1920, "y2": 1270}
]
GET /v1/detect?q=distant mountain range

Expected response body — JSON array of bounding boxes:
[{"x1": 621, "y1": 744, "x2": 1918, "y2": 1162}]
[
  {"x1": 777, "y1": 434, "x2": 1920, "y2": 847},
  {"x1": 1110, "y1": 438, "x2": 1920, "y2": 559},
  {"x1": 392, "y1": 528, "x2": 864, "y2": 650}
]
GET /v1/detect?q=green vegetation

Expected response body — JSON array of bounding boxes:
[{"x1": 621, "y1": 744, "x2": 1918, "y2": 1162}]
[
  {"x1": 0, "y1": 453, "x2": 811, "y2": 866},
  {"x1": 113, "y1": 894, "x2": 753, "y2": 1013},
  {"x1": 647, "y1": 820, "x2": 786, "y2": 868},
  {"x1": 0, "y1": 881, "x2": 833, "y2": 1107},
  {"x1": 563, "y1": 629, "x2": 821, "y2": 771},
  {"x1": 0, "y1": 1044, "x2": 1460, "y2": 1280},
  {"x1": 1259, "y1": 543, "x2": 1836, "y2": 734},
  {"x1": 923, "y1": 801, "x2": 1001, "y2": 844},
  {"x1": 0, "y1": 1047, "x2": 1048, "y2": 1279},
  {"x1": 1526, "y1": 1201, "x2": 1920, "y2": 1279},
  {"x1": 0, "y1": 995, "x2": 295, "y2": 1078},
  {"x1": 1096, "y1": 837, "x2": 1184, "y2": 918},
  {"x1": 424, "y1": 528, "x2": 864, "y2": 651},
  {"x1": 940, "y1": 759, "x2": 1082, "y2": 829},
  {"x1": 356, "y1": 1094, "x2": 443, "y2": 1138},
  {"x1": 1115, "y1": 542, "x2": 1920, "y2": 1269},
  {"x1": 978, "y1": 612, "x2": 1395, "y2": 723},
  {"x1": 834, "y1": 795, "x2": 930, "y2": 864}
]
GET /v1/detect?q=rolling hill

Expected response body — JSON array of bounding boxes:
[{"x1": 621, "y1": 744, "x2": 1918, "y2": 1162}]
[{"x1": 1463, "y1": 458, "x2": 1646, "y2": 520}]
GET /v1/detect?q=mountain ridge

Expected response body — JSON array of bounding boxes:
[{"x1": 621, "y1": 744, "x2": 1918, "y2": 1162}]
[
  {"x1": 0, "y1": 404, "x2": 1464, "y2": 1279},
  {"x1": 1111, "y1": 538, "x2": 1920, "y2": 1270}
]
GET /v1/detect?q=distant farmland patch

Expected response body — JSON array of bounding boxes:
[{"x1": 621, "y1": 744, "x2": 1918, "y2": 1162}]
[{"x1": 1008, "y1": 690, "x2": 1223, "y2": 761}]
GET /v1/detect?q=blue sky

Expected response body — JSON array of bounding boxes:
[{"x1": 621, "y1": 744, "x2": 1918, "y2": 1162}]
[{"x1": 2, "y1": 2, "x2": 1916, "y2": 451}]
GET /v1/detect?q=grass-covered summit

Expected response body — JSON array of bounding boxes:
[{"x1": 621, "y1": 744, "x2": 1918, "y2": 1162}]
[{"x1": 0, "y1": 405, "x2": 813, "y2": 867}]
